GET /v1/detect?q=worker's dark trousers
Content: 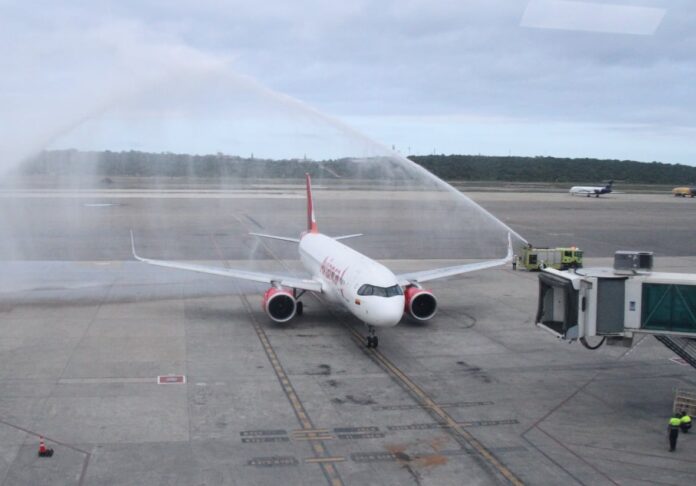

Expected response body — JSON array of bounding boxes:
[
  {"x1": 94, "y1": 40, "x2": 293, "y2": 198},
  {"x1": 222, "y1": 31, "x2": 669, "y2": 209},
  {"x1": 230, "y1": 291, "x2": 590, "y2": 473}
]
[{"x1": 669, "y1": 428, "x2": 679, "y2": 451}]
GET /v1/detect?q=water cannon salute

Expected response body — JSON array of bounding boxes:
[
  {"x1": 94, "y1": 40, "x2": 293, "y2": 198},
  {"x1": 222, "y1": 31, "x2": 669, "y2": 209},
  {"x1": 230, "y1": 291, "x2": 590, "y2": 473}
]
[{"x1": 1, "y1": 2, "x2": 696, "y2": 485}]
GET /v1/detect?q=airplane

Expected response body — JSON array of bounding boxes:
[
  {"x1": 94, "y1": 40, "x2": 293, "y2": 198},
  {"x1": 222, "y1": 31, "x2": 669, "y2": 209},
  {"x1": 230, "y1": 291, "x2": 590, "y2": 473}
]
[
  {"x1": 131, "y1": 174, "x2": 512, "y2": 348},
  {"x1": 569, "y1": 180, "x2": 614, "y2": 197}
]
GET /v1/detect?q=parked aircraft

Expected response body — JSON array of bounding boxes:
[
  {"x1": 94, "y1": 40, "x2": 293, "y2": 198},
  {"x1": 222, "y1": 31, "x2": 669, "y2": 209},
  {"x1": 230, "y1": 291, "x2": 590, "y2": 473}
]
[
  {"x1": 569, "y1": 180, "x2": 614, "y2": 197},
  {"x1": 131, "y1": 174, "x2": 512, "y2": 348}
]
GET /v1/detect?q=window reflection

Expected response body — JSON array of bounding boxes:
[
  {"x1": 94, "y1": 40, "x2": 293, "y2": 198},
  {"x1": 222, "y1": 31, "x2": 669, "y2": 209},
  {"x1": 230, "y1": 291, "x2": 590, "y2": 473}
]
[{"x1": 357, "y1": 284, "x2": 403, "y2": 297}]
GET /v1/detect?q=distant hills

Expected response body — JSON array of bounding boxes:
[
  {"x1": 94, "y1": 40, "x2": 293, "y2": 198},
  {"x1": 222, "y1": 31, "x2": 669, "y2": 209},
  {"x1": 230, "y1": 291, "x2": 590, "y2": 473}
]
[{"x1": 17, "y1": 149, "x2": 696, "y2": 185}]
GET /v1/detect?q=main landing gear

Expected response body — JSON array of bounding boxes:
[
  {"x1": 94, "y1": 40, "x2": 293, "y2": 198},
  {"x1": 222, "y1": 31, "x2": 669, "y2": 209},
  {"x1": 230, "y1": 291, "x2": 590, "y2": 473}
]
[
  {"x1": 294, "y1": 289, "x2": 305, "y2": 317},
  {"x1": 366, "y1": 325, "x2": 379, "y2": 349}
]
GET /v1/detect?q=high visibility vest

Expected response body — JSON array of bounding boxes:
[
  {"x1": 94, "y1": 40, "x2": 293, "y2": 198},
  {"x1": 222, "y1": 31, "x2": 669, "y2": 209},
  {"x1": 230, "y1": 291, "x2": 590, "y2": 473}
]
[
  {"x1": 681, "y1": 415, "x2": 692, "y2": 425},
  {"x1": 670, "y1": 417, "x2": 681, "y2": 427}
]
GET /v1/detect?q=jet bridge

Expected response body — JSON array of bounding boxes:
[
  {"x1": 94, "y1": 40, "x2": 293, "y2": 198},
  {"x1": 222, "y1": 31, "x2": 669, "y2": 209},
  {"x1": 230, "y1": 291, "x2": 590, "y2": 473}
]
[{"x1": 536, "y1": 251, "x2": 696, "y2": 367}]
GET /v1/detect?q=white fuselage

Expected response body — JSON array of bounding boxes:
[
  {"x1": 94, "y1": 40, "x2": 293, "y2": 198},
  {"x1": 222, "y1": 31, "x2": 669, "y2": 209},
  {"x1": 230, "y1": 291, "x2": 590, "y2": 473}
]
[
  {"x1": 299, "y1": 233, "x2": 404, "y2": 327},
  {"x1": 569, "y1": 186, "x2": 608, "y2": 196}
]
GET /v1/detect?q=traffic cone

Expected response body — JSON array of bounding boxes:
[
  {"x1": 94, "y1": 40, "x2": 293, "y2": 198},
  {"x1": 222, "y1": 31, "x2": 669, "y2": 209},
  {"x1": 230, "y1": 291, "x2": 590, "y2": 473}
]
[{"x1": 38, "y1": 436, "x2": 53, "y2": 457}]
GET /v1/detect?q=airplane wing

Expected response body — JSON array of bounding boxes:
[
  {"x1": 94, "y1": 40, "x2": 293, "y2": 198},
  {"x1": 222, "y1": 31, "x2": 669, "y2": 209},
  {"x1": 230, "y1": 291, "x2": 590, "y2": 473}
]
[
  {"x1": 396, "y1": 234, "x2": 513, "y2": 285},
  {"x1": 130, "y1": 232, "x2": 322, "y2": 292}
]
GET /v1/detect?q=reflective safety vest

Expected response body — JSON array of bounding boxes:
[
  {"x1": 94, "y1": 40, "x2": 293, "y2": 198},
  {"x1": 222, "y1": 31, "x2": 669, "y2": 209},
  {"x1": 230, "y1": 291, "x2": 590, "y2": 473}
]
[
  {"x1": 670, "y1": 417, "x2": 682, "y2": 427},
  {"x1": 681, "y1": 415, "x2": 692, "y2": 425}
]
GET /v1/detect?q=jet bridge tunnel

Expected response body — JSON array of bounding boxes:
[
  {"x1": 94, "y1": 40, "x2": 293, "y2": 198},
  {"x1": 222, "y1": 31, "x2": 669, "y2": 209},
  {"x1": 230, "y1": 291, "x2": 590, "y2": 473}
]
[{"x1": 536, "y1": 252, "x2": 696, "y2": 367}]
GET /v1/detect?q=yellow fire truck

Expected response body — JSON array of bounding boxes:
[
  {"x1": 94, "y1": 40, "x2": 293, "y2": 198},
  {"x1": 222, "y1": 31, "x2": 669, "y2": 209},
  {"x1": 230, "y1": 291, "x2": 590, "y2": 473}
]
[{"x1": 518, "y1": 246, "x2": 583, "y2": 271}]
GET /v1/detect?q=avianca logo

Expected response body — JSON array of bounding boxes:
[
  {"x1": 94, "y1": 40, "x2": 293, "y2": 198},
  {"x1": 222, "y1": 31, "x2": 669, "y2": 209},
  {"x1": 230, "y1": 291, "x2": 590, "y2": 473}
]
[{"x1": 320, "y1": 257, "x2": 347, "y2": 286}]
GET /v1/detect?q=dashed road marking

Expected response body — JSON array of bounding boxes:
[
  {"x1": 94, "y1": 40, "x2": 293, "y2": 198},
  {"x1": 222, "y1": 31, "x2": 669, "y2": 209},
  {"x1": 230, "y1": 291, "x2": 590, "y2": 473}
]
[
  {"x1": 241, "y1": 429, "x2": 288, "y2": 437},
  {"x1": 371, "y1": 400, "x2": 494, "y2": 411},
  {"x1": 336, "y1": 432, "x2": 385, "y2": 440},
  {"x1": 248, "y1": 456, "x2": 299, "y2": 467}
]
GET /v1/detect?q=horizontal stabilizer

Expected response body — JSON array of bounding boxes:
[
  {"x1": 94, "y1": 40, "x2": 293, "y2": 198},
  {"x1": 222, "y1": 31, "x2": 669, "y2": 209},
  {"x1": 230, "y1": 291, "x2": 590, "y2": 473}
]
[
  {"x1": 249, "y1": 232, "x2": 300, "y2": 243},
  {"x1": 333, "y1": 233, "x2": 363, "y2": 241}
]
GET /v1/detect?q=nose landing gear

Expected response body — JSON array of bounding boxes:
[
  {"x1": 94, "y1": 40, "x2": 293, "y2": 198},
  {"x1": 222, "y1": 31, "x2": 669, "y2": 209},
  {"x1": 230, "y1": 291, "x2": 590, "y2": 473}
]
[{"x1": 365, "y1": 325, "x2": 379, "y2": 348}]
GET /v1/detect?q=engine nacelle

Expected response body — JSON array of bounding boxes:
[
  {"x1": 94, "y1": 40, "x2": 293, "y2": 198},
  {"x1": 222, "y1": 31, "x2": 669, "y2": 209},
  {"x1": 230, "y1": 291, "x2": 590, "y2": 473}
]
[
  {"x1": 262, "y1": 287, "x2": 297, "y2": 323},
  {"x1": 404, "y1": 286, "x2": 438, "y2": 321}
]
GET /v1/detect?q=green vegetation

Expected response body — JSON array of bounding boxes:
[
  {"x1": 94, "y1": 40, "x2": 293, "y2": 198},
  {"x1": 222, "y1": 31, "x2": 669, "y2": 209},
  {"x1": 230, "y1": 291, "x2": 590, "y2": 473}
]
[
  {"x1": 18, "y1": 149, "x2": 696, "y2": 185},
  {"x1": 408, "y1": 155, "x2": 696, "y2": 184}
]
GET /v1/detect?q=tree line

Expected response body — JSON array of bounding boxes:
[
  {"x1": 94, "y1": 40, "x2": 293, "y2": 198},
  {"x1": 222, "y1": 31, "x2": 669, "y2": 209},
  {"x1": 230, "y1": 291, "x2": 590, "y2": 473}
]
[
  {"x1": 408, "y1": 155, "x2": 696, "y2": 184},
  {"x1": 18, "y1": 149, "x2": 696, "y2": 184}
]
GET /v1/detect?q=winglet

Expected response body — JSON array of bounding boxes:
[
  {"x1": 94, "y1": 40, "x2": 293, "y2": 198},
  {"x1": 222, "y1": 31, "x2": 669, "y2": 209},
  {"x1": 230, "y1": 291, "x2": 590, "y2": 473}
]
[
  {"x1": 506, "y1": 233, "x2": 513, "y2": 262},
  {"x1": 130, "y1": 230, "x2": 143, "y2": 261},
  {"x1": 305, "y1": 173, "x2": 318, "y2": 233}
]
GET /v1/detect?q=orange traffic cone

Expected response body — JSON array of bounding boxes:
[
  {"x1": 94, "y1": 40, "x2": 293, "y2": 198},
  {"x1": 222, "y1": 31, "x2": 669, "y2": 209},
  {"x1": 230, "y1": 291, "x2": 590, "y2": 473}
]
[{"x1": 38, "y1": 436, "x2": 53, "y2": 457}]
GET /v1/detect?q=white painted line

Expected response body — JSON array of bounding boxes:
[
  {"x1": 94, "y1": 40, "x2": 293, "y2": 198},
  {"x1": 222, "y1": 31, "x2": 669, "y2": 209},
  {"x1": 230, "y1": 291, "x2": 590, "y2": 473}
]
[{"x1": 157, "y1": 375, "x2": 187, "y2": 384}]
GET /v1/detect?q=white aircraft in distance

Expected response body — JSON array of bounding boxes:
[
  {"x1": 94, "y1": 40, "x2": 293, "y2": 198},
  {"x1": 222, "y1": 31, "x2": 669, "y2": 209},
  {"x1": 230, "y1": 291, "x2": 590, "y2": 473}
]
[
  {"x1": 131, "y1": 174, "x2": 512, "y2": 348},
  {"x1": 569, "y1": 180, "x2": 614, "y2": 197}
]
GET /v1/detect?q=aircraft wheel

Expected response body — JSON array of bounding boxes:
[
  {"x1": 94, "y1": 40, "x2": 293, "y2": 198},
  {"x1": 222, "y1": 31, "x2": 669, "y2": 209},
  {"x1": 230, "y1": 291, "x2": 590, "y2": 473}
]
[
  {"x1": 373, "y1": 336, "x2": 379, "y2": 348},
  {"x1": 366, "y1": 336, "x2": 373, "y2": 348},
  {"x1": 296, "y1": 301, "x2": 303, "y2": 316}
]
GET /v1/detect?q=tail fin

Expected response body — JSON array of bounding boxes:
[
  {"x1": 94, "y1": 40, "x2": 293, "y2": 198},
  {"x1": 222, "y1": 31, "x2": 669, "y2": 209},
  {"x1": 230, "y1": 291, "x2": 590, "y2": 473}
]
[{"x1": 306, "y1": 173, "x2": 318, "y2": 233}]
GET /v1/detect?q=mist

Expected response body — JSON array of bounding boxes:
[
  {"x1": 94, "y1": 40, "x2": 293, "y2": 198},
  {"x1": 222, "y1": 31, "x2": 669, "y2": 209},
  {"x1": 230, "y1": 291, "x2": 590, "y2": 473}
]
[{"x1": 0, "y1": 6, "x2": 525, "y2": 306}]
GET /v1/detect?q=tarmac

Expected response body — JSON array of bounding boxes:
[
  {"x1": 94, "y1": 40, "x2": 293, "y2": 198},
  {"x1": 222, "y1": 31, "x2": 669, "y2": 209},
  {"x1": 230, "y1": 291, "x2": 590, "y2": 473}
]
[{"x1": 1, "y1": 186, "x2": 695, "y2": 485}]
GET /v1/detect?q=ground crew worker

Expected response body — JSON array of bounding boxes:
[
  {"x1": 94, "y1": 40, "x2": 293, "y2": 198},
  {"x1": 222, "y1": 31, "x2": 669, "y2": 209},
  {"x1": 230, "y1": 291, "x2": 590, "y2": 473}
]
[
  {"x1": 668, "y1": 414, "x2": 681, "y2": 451},
  {"x1": 680, "y1": 411, "x2": 692, "y2": 433},
  {"x1": 512, "y1": 255, "x2": 517, "y2": 271}
]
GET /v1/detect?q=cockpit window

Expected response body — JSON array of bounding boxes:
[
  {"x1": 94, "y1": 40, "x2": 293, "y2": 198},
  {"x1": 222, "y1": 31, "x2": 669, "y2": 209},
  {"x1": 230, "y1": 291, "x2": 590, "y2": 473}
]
[{"x1": 358, "y1": 284, "x2": 403, "y2": 297}]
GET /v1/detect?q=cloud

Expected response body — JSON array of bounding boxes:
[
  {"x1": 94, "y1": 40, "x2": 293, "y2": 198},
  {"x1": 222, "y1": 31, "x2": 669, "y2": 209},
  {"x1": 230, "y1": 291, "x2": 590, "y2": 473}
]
[
  {"x1": 1, "y1": 1, "x2": 695, "y2": 164},
  {"x1": 0, "y1": 4, "x2": 229, "y2": 171}
]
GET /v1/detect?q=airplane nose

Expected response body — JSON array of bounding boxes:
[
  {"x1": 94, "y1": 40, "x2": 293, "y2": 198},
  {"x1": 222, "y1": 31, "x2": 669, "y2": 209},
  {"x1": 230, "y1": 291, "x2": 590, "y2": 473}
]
[{"x1": 367, "y1": 296, "x2": 404, "y2": 327}]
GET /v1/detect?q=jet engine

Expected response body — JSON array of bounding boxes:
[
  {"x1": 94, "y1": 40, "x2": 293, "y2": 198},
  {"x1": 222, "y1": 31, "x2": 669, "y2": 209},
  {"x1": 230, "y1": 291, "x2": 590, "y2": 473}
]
[
  {"x1": 404, "y1": 286, "x2": 438, "y2": 321},
  {"x1": 262, "y1": 287, "x2": 297, "y2": 323}
]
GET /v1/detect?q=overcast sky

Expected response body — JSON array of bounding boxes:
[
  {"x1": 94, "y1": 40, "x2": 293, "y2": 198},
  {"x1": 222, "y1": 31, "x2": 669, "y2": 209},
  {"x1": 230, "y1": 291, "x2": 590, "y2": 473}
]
[{"x1": 1, "y1": 0, "x2": 695, "y2": 165}]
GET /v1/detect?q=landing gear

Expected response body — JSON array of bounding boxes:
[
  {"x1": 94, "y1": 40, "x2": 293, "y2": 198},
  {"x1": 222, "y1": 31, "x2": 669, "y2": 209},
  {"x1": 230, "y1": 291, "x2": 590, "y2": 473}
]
[
  {"x1": 293, "y1": 290, "x2": 305, "y2": 317},
  {"x1": 365, "y1": 325, "x2": 379, "y2": 348}
]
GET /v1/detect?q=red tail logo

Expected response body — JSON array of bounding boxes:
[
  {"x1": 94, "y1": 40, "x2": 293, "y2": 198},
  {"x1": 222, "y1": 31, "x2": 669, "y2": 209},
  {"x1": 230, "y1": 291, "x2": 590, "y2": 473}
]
[{"x1": 306, "y1": 173, "x2": 318, "y2": 233}]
